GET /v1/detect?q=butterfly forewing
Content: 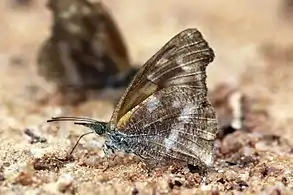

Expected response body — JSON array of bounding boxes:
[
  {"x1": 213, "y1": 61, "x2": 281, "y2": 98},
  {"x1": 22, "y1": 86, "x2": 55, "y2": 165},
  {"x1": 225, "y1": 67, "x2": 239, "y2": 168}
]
[
  {"x1": 119, "y1": 86, "x2": 217, "y2": 167},
  {"x1": 110, "y1": 29, "x2": 214, "y2": 128}
]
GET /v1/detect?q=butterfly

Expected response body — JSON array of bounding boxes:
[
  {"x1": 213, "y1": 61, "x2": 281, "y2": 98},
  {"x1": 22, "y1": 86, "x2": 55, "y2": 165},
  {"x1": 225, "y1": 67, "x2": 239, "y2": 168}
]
[
  {"x1": 48, "y1": 28, "x2": 218, "y2": 169},
  {"x1": 37, "y1": 0, "x2": 137, "y2": 104}
]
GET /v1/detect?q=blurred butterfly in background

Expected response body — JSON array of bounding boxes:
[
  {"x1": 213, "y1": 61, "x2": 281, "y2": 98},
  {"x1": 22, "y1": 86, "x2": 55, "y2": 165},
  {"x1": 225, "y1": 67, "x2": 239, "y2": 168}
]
[
  {"x1": 48, "y1": 28, "x2": 218, "y2": 169},
  {"x1": 37, "y1": 0, "x2": 137, "y2": 104}
]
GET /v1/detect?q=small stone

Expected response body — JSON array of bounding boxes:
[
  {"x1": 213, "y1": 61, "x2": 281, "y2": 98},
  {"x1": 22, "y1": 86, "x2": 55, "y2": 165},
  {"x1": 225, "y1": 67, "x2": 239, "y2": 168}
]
[{"x1": 57, "y1": 173, "x2": 74, "y2": 193}]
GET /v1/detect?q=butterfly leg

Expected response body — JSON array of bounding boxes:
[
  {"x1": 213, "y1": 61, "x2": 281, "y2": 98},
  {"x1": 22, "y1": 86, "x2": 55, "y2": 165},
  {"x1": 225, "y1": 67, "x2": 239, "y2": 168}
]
[{"x1": 103, "y1": 143, "x2": 115, "y2": 157}]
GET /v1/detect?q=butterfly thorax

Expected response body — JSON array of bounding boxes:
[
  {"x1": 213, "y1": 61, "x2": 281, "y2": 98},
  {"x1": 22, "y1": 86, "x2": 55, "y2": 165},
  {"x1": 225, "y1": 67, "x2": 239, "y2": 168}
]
[
  {"x1": 84, "y1": 122, "x2": 133, "y2": 155},
  {"x1": 104, "y1": 130, "x2": 133, "y2": 155}
]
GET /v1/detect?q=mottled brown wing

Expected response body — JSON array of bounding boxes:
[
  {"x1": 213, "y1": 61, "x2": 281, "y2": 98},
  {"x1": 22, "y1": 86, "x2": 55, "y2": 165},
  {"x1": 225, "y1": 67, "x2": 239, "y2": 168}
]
[
  {"x1": 38, "y1": 0, "x2": 133, "y2": 89},
  {"x1": 110, "y1": 28, "x2": 214, "y2": 129},
  {"x1": 93, "y1": 1, "x2": 131, "y2": 72},
  {"x1": 120, "y1": 86, "x2": 217, "y2": 167}
]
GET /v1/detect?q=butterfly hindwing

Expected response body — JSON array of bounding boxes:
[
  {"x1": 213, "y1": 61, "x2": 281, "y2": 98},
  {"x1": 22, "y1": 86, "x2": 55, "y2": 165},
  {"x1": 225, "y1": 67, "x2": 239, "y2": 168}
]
[
  {"x1": 110, "y1": 28, "x2": 214, "y2": 128},
  {"x1": 117, "y1": 86, "x2": 217, "y2": 167}
]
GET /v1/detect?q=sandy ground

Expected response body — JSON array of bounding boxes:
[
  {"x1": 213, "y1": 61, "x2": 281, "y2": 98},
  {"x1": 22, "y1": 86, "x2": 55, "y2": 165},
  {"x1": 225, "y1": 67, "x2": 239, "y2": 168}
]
[{"x1": 0, "y1": 0, "x2": 293, "y2": 194}]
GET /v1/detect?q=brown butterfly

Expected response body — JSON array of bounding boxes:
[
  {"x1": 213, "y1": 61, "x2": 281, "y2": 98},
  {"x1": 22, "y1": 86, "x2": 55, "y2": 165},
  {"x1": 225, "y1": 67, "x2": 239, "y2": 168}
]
[
  {"x1": 48, "y1": 28, "x2": 218, "y2": 169},
  {"x1": 37, "y1": 0, "x2": 137, "y2": 103}
]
